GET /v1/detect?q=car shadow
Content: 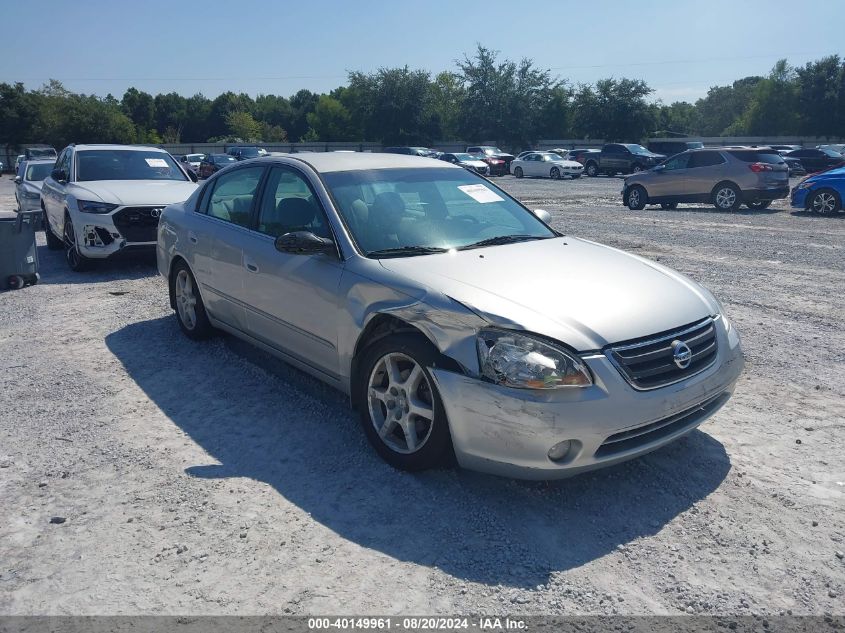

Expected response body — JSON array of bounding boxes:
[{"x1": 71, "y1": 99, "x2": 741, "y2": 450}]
[
  {"x1": 643, "y1": 204, "x2": 781, "y2": 216},
  {"x1": 789, "y1": 209, "x2": 845, "y2": 219},
  {"x1": 35, "y1": 241, "x2": 158, "y2": 285},
  {"x1": 105, "y1": 316, "x2": 732, "y2": 588}
]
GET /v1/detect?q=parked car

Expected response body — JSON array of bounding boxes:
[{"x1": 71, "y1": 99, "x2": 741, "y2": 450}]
[
  {"x1": 198, "y1": 154, "x2": 238, "y2": 179},
  {"x1": 555, "y1": 148, "x2": 601, "y2": 165},
  {"x1": 816, "y1": 144, "x2": 845, "y2": 155},
  {"x1": 24, "y1": 146, "x2": 57, "y2": 161},
  {"x1": 157, "y1": 152, "x2": 744, "y2": 479},
  {"x1": 790, "y1": 166, "x2": 845, "y2": 214},
  {"x1": 511, "y1": 152, "x2": 583, "y2": 179},
  {"x1": 14, "y1": 155, "x2": 25, "y2": 174},
  {"x1": 647, "y1": 140, "x2": 704, "y2": 157},
  {"x1": 622, "y1": 147, "x2": 789, "y2": 211},
  {"x1": 0, "y1": 159, "x2": 4, "y2": 173},
  {"x1": 179, "y1": 153, "x2": 204, "y2": 173},
  {"x1": 383, "y1": 147, "x2": 437, "y2": 157},
  {"x1": 227, "y1": 146, "x2": 269, "y2": 161},
  {"x1": 769, "y1": 144, "x2": 801, "y2": 153},
  {"x1": 783, "y1": 156, "x2": 806, "y2": 177},
  {"x1": 40, "y1": 144, "x2": 198, "y2": 271},
  {"x1": 584, "y1": 144, "x2": 666, "y2": 177},
  {"x1": 14, "y1": 159, "x2": 54, "y2": 213},
  {"x1": 438, "y1": 152, "x2": 489, "y2": 175},
  {"x1": 465, "y1": 146, "x2": 515, "y2": 174},
  {"x1": 785, "y1": 148, "x2": 845, "y2": 174}
]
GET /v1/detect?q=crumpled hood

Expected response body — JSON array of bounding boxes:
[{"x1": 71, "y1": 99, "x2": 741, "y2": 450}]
[
  {"x1": 379, "y1": 236, "x2": 717, "y2": 351},
  {"x1": 69, "y1": 180, "x2": 197, "y2": 206}
]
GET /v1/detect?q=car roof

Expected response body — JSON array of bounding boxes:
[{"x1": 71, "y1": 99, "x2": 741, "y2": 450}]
[
  {"x1": 73, "y1": 144, "x2": 168, "y2": 152},
  {"x1": 21, "y1": 159, "x2": 55, "y2": 164},
  {"x1": 246, "y1": 152, "x2": 459, "y2": 173}
]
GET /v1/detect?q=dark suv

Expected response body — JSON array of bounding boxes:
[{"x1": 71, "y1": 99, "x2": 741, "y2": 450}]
[
  {"x1": 647, "y1": 140, "x2": 704, "y2": 157},
  {"x1": 226, "y1": 146, "x2": 269, "y2": 161},
  {"x1": 622, "y1": 147, "x2": 789, "y2": 211},
  {"x1": 382, "y1": 146, "x2": 437, "y2": 157}
]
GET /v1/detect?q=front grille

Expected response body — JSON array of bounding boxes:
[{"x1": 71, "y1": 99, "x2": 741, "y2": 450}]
[
  {"x1": 595, "y1": 391, "x2": 729, "y2": 458},
  {"x1": 112, "y1": 206, "x2": 163, "y2": 243},
  {"x1": 606, "y1": 317, "x2": 718, "y2": 390}
]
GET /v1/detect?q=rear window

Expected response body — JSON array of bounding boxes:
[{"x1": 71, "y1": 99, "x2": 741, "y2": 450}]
[{"x1": 727, "y1": 150, "x2": 784, "y2": 164}]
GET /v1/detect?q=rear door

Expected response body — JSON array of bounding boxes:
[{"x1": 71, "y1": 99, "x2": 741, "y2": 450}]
[{"x1": 686, "y1": 150, "x2": 728, "y2": 197}]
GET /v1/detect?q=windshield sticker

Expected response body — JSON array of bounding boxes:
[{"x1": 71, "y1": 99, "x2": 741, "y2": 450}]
[
  {"x1": 145, "y1": 158, "x2": 169, "y2": 168},
  {"x1": 458, "y1": 184, "x2": 504, "y2": 204}
]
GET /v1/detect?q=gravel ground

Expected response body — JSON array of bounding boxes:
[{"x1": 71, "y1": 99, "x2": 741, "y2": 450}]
[{"x1": 0, "y1": 171, "x2": 843, "y2": 616}]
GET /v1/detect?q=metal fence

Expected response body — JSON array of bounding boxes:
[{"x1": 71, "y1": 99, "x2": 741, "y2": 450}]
[{"x1": 3, "y1": 137, "x2": 845, "y2": 172}]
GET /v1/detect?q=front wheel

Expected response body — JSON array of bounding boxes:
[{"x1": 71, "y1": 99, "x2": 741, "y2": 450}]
[
  {"x1": 63, "y1": 215, "x2": 92, "y2": 271},
  {"x1": 550, "y1": 167, "x2": 560, "y2": 180},
  {"x1": 809, "y1": 189, "x2": 841, "y2": 214},
  {"x1": 632, "y1": 164, "x2": 644, "y2": 173},
  {"x1": 358, "y1": 335, "x2": 452, "y2": 471},
  {"x1": 626, "y1": 185, "x2": 647, "y2": 210},
  {"x1": 513, "y1": 166, "x2": 523, "y2": 178},
  {"x1": 585, "y1": 163, "x2": 598, "y2": 177}
]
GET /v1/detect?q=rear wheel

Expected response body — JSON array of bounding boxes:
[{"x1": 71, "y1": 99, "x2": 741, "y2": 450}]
[
  {"x1": 63, "y1": 215, "x2": 92, "y2": 271},
  {"x1": 626, "y1": 185, "x2": 647, "y2": 210},
  {"x1": 171, "y1": 262, "x2": 214, "y2": 340},
  {"x1": 745, "y1": 200, "x2": 772, "y2": 210},
  {"x1": 550, "y1": 167, "x2": 561, "y2": 180},
  {"x1": 513, "y1": 166, "x2": 523, "y2": 178},
  {"x1": 713, "y1": 182, "x2": 741, "y2": 211},
  {"x1": 809, "y1": 189, "x2": 841, "y2": 214},
  {"x1": 358, "y1": 335, "x2": 452, "y2": 471}
]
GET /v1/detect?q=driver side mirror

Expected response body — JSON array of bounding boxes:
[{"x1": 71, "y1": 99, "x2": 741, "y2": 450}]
[
  {"x1": 533, "y1": 209, "x2": 552, "y2": 224},
  {"x1": 274, "y1": 231, "x2": 335, "y2": 256},
  {"x1": 51, "y1": 168, "x2": 67, "y2": 182},
  {"x1": 14, "y1": 176, "x2": 22, "y2": 184}
]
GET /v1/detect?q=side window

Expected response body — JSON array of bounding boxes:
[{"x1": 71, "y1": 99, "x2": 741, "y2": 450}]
[
  {"x1": 688, "y1": 151, "x2": 725, "y2": 169},
  {"x1": 663, "y1": 153, "x2": 691, "y2": 170},
  {"x1": 257, "y1": 167, "x2": 331, "y2": 239},
  {"x1": 206, "y1": 166, "x2": 264, "y2": 227},
  {"x1": 60, "y1": 149, "x2": 73, "y2": 180},
  {"x1": 605, "y1": 145, "x2": 620, "y2": 154}
]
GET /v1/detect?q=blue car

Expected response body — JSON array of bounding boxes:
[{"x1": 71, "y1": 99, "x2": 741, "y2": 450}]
[{"x1": 790, "y1": 166, "x2": 845, "y2": 214}]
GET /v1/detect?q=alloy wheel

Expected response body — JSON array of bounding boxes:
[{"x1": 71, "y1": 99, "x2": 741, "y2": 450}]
[
  {"x1": 175, "y1": 269, "x2": 198, "y2": 330},
  {"x1": 716, "y1": 187, "x2": 737, "y2": 209},
  {"x1": 628, "y1": 189, "x2": 640, "y2": 207},
  {"x1": 367, "y1": 352, "x2": 434, "y2": 454},
  {"x1": 63, "y1": 218, "x2": 80, "y2": 268},
  {"x1": 812, "y1": 192, "x2": 837, "y2": 214}
]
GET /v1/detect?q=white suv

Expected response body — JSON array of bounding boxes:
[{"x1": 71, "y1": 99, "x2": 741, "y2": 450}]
[{"x1": 41, "y1": 144, "x2": 198, "y2": 271}]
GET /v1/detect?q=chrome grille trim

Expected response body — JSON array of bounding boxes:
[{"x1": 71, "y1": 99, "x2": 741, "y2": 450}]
[{"x1": 605, "y1": 316, "x2": 719, "y2": 391}]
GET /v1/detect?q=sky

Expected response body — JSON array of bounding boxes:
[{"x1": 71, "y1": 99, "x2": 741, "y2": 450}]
[{"x1": 3, "y1": 0, "x2": 844, "y2": 104}]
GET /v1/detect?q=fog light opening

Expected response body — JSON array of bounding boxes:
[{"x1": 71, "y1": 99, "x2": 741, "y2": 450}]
[{"x1": 548, "y1": 439, "x2": 580, "y2": 464}]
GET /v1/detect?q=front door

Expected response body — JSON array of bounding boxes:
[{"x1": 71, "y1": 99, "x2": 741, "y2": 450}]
[{"x1": 240, "y1": 165, "x2": 345, "y2": 380}]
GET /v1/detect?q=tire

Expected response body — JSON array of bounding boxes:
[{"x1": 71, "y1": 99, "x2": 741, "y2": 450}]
[
  {"x1": 585, "y1": 162, "x2": 598, "y2": 177},
  {"x1": 660, "y1": 202, "x2": 678, "y2": 210},
  {"x1": 171, "y1": 261, "x2": 214, "y2": 340},
  {"x1": 632, "y1": 164, "x2": 644, "y2": 173},
  {"x1": 808, "y1": 189, "x2": 841, "y2": 214},
  {"x1": 712, "y1": 182, "x2": 741, "y2": 211},
  {"x1": 63, "y1": 214, "x2": 92, "y2": 271},
  {"x1": 550, "y1": 167, "x2": 560, "y2": 180},
  {"x1": 513, "y1": 166, "x2": 523, "y2": 178},
  {"x1": 357, "y1": 334, "x2": 452, "y2": 472},
  {"x1": 7, "y1": 275, "x2": 25, "y2": 290},
  {"x1": 44, "y1": 209, "x2": 63, "y2": 250},
  {"x1": 626, "y1": 185, "x2": 647, "y2": 210},
  {"x1": 745, "y1": 200, "x2": 771, "y2": 210}
]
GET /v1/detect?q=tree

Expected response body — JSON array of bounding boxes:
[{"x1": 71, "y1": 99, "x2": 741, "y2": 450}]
[
  {"x1": 289, "y1": 89, "x2": 320, "y2": 142},
  {"x1": 428, "y1": 72, "x2": 465, "y2": 141},
  {"x1": 653, "y1": 101, "x2": 697, "y2": 136},
  {"x1": 154, "y1": 92, "x2": 187, "y2": 139},
  {"x1": 208, "y1": 91, "x2": 255, "y2": 139},
  {"x1": 572, "y1": 78, "x2": 654, "y2": 141},
  {"x1": 306, "y1": 95, "x2": 354, "y2": 141},
  {"x1": 0, "y1": 82, "x2": 38, "y2": 149},
  {"x1": 732, "y1": 60, "x2": 798, "y2": 136},
  {"x1": 795, "y1": 56, "x2": 842, "y2": 138},
  {"x1": 694, "y1": 77, "x2": 762, "y2": 136},
  {"x1": 226, "y1": 110, "x2": 262, "y2": 141},
  {"x1": 121, "y1": 88, "x2": 155, "y2": 131}
]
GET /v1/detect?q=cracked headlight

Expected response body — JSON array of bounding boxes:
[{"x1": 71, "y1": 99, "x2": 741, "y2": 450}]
[
  {"x1": 77, "y1": 200, "x2": 118, "y2": 214},
  {"x1": 476, "y1": 329, "x2": 592, "y2": 389}
]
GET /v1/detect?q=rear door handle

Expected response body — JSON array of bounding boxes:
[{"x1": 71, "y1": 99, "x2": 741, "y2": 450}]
[{"x1": 187, "y1": 231, "x2": 198, "y2": 244}]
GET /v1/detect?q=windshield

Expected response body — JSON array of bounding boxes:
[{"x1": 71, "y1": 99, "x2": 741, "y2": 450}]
[
  {"x1": 822, "y1": 148, "x2": 843, "y2": 157},
  {"x1": 324, "y1": 167, "x2": 556, "y2": 256},
  {"x1": 454, "y1": 153, "x2": 475, "y2": 161},
  {"x1": 28, "y1": 149, "x2": 57, "y2": 159},
  {"x1": 624, "y1": 144, "x2": 651, "y2": 155},
  {"x1": 76, "y1": 150, "x2": 187, "y2": 182},
  {"x1": 25, "y1": 163, "x2": 53, "y2": 181},
  {"x1": 186, "y1": 154, "x2": 204, "y2": 161}
]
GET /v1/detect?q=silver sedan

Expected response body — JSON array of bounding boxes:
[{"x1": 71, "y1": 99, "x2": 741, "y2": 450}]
[{"x1": 157, "y1": 153, "x2": 744, "y2": 479}]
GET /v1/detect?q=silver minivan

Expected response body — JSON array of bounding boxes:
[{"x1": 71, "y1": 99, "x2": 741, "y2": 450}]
[{"x1": 622, "y1": 147, "x2": 790, "y2": 211}]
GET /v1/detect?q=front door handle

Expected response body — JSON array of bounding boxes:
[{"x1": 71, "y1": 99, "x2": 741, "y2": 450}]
[
  {"x1": 187, "y1": 231, "x2": 198, "y2": 244},
  {"x1": 244, "y1": 257, "x2": 259, "y2": 273}
]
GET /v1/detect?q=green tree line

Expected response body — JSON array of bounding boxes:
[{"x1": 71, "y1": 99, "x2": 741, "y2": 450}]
[{"x1": 2, "y1": 47, "x2": 845, "y2": 151}]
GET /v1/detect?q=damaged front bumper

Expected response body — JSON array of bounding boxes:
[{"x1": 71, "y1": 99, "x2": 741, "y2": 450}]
[
  {"x1": 75, "y1": 207, "x2": 160, "y2": 259},
  {"x1": 430, "y1": 320, "x2": 744, "y2": 480}
]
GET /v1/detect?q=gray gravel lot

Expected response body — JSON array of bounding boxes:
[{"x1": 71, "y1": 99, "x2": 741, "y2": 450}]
[{"x1": 0, "y1": 171, "x2": 843, "y2": 616}]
